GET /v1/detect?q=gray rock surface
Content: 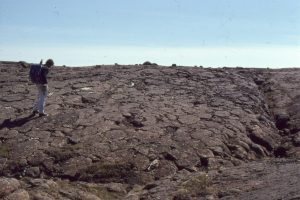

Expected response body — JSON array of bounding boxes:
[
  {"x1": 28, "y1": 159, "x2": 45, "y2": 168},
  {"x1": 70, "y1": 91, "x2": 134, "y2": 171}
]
[{"x1": 0, "y1": 61, "x2": 299, "y2": 199}]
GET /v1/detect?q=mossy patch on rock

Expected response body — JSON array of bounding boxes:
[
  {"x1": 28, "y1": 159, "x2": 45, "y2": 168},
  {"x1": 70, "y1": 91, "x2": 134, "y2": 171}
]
[
  {"x1": 0, "y1": 144, "x2": 11, "y2": 158},
  {"x1": 174, "y1": 173, "x2": 213, "y2": 198},
  {"x1": 79, "y1": 162, "x2": 139, "y2": 184}
]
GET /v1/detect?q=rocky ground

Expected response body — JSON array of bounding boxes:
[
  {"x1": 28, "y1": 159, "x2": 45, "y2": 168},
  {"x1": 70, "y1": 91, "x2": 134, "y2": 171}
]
[{"x1": 0, "y1": 61, "x2": 299, "y2": 200}]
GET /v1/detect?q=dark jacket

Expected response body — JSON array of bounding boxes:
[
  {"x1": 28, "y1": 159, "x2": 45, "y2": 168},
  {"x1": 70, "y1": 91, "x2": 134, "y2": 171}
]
[{"x1": 40, "y1": 66, "x2": 49, "y2": 84}]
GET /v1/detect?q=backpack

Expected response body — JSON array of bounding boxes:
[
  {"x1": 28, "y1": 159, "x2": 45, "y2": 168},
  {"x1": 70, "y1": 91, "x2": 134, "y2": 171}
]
[{"x1": 29, "y1": 64, "x2": 43, "y2": 83}]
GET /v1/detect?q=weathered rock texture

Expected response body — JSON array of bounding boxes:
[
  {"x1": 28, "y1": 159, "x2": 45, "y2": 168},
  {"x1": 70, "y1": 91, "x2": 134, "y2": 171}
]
[{"x1": 0, "y1": 61, "x2": 299, "y2": 199}]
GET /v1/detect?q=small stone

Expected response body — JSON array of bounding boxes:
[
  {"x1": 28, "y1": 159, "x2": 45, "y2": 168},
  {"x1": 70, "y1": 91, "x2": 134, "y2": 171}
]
[
  {"x1": 32, "y1": 192, "x2": 55, "y2": 200},
  {"x1": 147, "y1": 159, "x2": 159, "y2": 171},
  {"x1": 67, "y1": 136, "x2": 80, "y2": 144},
  {"x1": 78, "y1": 191, "x2": 102, "y2": 200},
  {"x1": 25, "y1": 167, "x2": 40, "y2": 178},
  {"x1": 0, "y1": 178, "x2": 20, "y2": 197},
  {"x1": 4, "y1": 189, "x2": 30, "y2": 200},
  {"x1": 178, "y1": 115, "x2": 199, "y2": 124},
  {"x1": 214, "y1": 111, "x2": 230, "y2": 117},
  {"x1": 251, "y1": 144, "x2": 266, "y2": 157},
  {"x1": 105, "y1": 183, "x2": 127, "y2": 194},
  {"x1": 200, "y1": 113, "x2": 212, "y2": 119},
  {"x1": 293, "y1": 132, "x2": 300, "y2": 146},
  {"x1": 205, "y1": 195, "x2": 215, "y2": 200}
]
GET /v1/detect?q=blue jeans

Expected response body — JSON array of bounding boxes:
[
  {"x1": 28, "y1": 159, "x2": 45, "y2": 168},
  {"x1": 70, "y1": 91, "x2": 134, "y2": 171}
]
[{"x1": 33, "y1": 84, "x2": 48, "y2": 113}]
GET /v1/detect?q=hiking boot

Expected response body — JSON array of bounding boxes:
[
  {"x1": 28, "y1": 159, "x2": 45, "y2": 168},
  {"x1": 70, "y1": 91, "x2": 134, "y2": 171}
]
[
  {"x1": 32, "y1": 110, "x2": 38, "y2": 115},
  {"x1": 39, "y1": 112, "x2": 48, "y2": 117}
]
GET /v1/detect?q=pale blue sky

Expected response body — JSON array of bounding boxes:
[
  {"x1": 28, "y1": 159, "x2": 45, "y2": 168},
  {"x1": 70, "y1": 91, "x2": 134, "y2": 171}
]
[{"x1": 1, "y1": 0, "x2": 300, "y2": 67}]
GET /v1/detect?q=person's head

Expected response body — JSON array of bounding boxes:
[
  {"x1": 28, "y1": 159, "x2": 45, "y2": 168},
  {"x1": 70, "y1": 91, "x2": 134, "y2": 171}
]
[{"x1": 45, "y1": 59, "x2": 54, "y2": 68}]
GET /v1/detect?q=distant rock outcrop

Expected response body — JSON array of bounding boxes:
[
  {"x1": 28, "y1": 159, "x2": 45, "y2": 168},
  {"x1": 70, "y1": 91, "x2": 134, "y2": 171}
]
[
  {"x1": 142, "y1": 61, "x2": 158, "y2": 66},
  {"x1": 0, "y1": 61, "x2": 299, "y2": 199}
]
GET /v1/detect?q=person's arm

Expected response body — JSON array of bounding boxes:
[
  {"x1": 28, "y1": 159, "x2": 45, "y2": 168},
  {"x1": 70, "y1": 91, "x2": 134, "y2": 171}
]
[{"x1": 41, "y1": 67, "x2": 49, "y2": 84}]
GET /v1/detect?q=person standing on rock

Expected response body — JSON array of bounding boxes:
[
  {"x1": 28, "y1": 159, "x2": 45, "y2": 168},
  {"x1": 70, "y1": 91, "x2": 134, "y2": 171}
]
[{"x1": 30, "y1": 59, "x2": 54, "y2": 117}]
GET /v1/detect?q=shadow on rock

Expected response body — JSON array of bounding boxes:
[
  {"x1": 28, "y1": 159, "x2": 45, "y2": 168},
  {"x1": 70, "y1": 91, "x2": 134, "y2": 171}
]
[{"x1": 0, "y1": 113, "x2": 36, "y2": 129}]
